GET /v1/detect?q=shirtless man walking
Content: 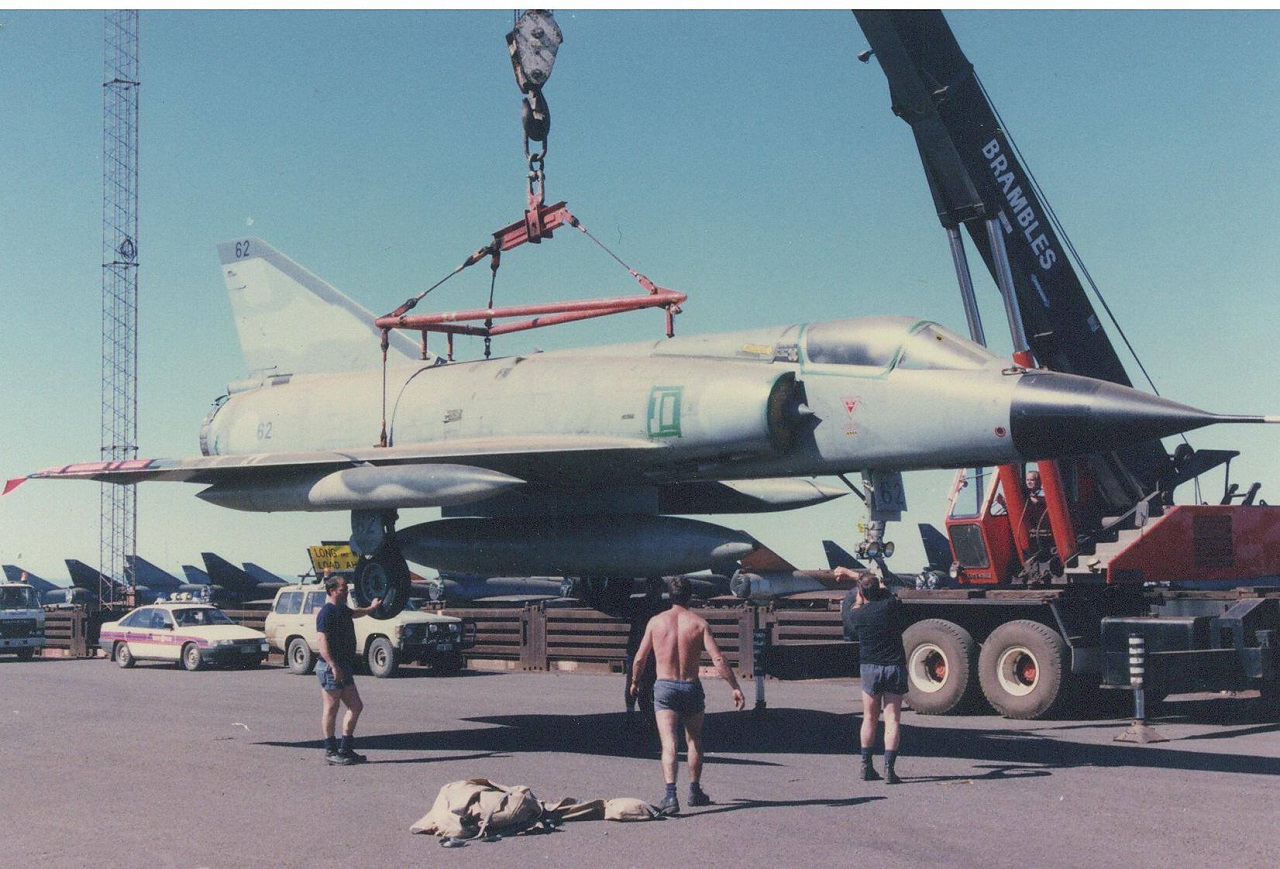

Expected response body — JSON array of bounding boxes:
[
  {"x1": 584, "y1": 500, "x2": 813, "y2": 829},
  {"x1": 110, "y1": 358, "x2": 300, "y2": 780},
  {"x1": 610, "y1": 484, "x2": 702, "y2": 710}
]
[{"x1": 630, "y1": 575, "x2": 745, "y2": 815}]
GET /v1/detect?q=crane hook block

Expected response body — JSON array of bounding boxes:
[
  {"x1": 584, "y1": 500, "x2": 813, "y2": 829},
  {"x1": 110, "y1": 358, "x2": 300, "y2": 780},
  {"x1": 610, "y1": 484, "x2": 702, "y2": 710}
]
[{"x1": 507, "y1": 10, "x2": 563, "y2": 94}]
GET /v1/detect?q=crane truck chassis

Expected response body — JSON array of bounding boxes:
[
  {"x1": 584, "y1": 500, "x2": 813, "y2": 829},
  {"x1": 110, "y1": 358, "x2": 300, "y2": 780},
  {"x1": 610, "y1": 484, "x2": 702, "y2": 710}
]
[{"x1": 892, "y1": 581, "x2": 1279, "y2": 719}]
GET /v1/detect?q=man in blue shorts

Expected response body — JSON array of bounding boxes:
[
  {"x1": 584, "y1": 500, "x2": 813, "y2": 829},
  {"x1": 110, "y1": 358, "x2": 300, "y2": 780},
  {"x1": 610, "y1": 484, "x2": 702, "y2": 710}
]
[
  {"x1": 316, "y1": 572, "x2": 381, "y2": 765},
  {"x1": 631, "y1": 576, "x2": 745, "y2": 815},
  {"x1": 841, "y1": 569, "x2": 906, "y2": 784}
]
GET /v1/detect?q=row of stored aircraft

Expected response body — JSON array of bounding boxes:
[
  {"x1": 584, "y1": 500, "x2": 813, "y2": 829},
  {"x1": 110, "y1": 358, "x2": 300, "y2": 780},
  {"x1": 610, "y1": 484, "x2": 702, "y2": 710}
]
[
  {"x1": 2, "y1": 554, "x2": 291, "y2": 607},
  {"x1": 4, "y1": 536, "x2": 891, "y2": 609}
]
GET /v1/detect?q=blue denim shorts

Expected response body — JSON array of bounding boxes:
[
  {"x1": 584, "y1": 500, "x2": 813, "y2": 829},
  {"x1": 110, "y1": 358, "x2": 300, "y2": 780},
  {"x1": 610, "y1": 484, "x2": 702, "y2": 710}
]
[
  {"x1": 653, "y1": 679, "x2": 706, "y2": 716},
  {"x1": 316, "y1": 660, "x2": 353, "y2": 691},
  {"x1": 861, "y1": 663, "x2": 908, "y2": 697}
]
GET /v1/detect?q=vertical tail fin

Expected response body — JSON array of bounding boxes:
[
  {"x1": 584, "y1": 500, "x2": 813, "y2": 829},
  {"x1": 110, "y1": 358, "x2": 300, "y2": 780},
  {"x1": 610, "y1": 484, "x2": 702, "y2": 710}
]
[
  {"x1": 918, "y1": 523, "x2": 955, "y2": 571},
  {"x1": 66, "y1": 559, "x2": 122, "y2": 593},
  {"x1": 737, "y1": 545, "x2": 797, "y2": 573},
  {"x1": 200, "y1": 552, "x2": 258, "y2": 597},
  {"x1": 127, "y1": 555, "x2": 183, "y2": 593},
  {"x1": 217, "y1": 237, "x2": 426, "y2": 378},
  {"x1": 3, "y1": 565, "x2": 58, "y2": 593},
  {"x1": 821, "y1": 540, "x2": 866, "y2": 570}
]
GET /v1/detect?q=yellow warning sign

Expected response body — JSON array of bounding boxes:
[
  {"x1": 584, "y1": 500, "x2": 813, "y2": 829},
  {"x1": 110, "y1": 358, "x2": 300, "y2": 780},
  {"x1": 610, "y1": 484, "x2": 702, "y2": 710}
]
[{"x1": 308, "y1": 543, "x2": 359, "y2": 572}]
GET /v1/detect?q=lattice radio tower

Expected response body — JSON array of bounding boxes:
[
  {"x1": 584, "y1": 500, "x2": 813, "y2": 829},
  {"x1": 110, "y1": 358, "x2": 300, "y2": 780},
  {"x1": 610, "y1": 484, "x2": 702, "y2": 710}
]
[{"x1": 101, "y1": 10, "x2": 139, "y2": 603}]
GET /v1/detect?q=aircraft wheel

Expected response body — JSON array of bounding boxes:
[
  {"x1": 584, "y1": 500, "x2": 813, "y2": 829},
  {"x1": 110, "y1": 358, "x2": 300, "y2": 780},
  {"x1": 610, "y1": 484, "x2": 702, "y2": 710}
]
[
  {"x1": 903, "y1": 619, "x2": 978, "y2": 715},
  {"x1": 182, "y1": 642, "x2": 206, "y2": 672},
  {"x1": 352, "y1": 549, "x2": 411, "y2": 620},
  {"x1": 286, "y1": 637, "x2": 317, "y2": 675},
  {"x1": 978, "y1": 620, "x2": 1068, "y2": 719},
  {"x1": 116, "y1": 642, "x2": 135, "y2": 669},
  {"x1": 366, "y1": 637, "x2": 399, "y2": 678}
]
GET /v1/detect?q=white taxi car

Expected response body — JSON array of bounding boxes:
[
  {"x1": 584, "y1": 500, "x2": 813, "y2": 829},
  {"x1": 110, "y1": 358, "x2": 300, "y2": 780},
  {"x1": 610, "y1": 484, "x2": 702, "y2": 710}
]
[{"x1": 100, "y1": 598, "x2": 270, "y2": 671}]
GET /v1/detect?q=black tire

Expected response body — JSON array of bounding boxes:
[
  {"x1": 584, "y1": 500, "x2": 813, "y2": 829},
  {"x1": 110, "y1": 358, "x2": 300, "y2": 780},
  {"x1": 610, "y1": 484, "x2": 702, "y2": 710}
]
[
  {"x1": 433, "y1": 650, "x2": 465, "y2": 673},
  {"x1": 978, "y1": 619, "x2": 1069, "y2": 719},
  {"x1": 352, "y1": 549, "x2": 411, "y2": 620},
  {"x1": 116, "y1": 642, "x2": 136, "y2": 669},
  {"x1": 181, "y1": 642, "x2": 205, "y2": 672},
  {"x1": 366, "y1": 636, "x2": 399, "y2": 678},
  {"x1": 902, "y1": 619, "x2": 978, "y2": 715},
  {"x1": 15, "y1": 647, "x2": 36, "y2": 661},
  {"x1": 286, "y1": 637, "x2": 317, "y2": 675}
]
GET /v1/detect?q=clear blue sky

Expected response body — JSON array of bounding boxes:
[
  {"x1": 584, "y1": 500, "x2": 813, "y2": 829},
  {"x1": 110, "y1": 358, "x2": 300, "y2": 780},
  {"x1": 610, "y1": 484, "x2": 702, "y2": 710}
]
[{"x1": 2, "y1": 9, "x2": 1277, "y2": 584}]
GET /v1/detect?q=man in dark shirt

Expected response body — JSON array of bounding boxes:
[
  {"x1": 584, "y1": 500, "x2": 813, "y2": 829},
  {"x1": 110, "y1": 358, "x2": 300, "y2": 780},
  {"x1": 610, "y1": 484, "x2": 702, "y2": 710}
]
[
  {"x1": 316, "y1": 572, "x2": 381, "y2": 765},
  {"x1": 839, "y1": 568, "x2": 906, "y2": 784}
]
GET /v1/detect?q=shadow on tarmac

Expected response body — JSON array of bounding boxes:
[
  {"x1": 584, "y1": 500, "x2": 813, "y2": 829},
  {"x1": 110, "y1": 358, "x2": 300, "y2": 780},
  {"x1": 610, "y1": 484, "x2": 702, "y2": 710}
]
[
  {"x1": 260, "y1": 696, "x2": 1279, "y2": 778},
  {"x1": 384, "y1": 666, "x2": 502, "y2": 681},
  {"x1": 684, "y1": 795, "x2": 884, "y2": 817}
]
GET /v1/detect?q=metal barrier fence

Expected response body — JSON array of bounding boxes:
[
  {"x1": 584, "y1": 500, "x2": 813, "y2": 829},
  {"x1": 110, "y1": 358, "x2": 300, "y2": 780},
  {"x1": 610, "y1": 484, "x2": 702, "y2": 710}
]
[{"x1": 441, "y1": 599, "x2": 851, "y2": 679}]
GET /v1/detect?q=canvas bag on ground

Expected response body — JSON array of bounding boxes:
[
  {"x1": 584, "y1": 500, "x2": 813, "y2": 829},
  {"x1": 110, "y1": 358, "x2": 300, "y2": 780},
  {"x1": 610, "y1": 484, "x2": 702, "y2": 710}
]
[{"x1": 410, "y1": 778, "x2": 544, "y2": 839}]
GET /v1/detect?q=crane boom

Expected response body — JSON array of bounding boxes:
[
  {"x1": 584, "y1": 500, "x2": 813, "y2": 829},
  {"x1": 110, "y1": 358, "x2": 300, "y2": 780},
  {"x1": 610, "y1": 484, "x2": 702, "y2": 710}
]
[{"x1": 854, "y1": 9, "x2": 1172, "y2": 504}]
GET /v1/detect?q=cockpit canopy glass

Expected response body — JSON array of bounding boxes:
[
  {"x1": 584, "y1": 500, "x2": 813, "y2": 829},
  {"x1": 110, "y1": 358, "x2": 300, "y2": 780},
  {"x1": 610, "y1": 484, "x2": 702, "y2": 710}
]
[
  {"x1": 895, "y1": 322, "x2": 1000, "y2": 371},
  {"x1": 804, "y1": 317, "x2": 998, "y2": 371}
]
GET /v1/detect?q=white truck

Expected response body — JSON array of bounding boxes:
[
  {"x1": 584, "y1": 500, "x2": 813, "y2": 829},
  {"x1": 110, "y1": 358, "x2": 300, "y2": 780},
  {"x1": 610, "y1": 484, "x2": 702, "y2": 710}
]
[
  {"x1": 264, "y1": 582, "x2": 474, "y2": 678},
  {"x1": 0, "y1": 579, "x2": 46, "y2": 660}
]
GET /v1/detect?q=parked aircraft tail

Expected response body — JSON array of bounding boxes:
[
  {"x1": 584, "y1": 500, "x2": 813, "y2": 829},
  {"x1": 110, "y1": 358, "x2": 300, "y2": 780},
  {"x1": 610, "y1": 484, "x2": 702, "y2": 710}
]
[
  {"x1": 242, "y1": 562, "x2": 287, "y2": 586},
  {"x1": 65, "y1": 559, "x2": 120, "y2": 594},
  {"x1": 821, "y1": 540, "x2": 867, "y2": 571},
  {"x1": 3, "y1": 564, "x2": 57, "y2": 593},
  {"x1": 65, "y1": 558, "x2": 160, "y2": 603},
  {"x1": 127, "y1": 555, "x2": 183, "y2": 593},
  {"x1": 918, "y1": 523, "x2": 954, "y2": 571},
  {"x1": 200, "y1": 552, "x2": 259, "y2": 598},
  {"x1": 736, "y1": 545, "x2": 797, "y2": 574},
  {"x1": 216, "y1": 237, "x2": 427, "y2": 380}
]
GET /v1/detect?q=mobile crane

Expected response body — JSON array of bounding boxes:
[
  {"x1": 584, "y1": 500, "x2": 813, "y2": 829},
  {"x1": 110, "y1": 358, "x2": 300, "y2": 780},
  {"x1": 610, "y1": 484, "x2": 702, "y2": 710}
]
[{"x1": 854, "y1": 10, "x2": 1279, "y2": 718}]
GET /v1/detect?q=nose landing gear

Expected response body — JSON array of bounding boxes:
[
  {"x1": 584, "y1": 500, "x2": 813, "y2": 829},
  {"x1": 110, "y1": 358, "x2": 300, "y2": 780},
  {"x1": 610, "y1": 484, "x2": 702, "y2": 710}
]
[{"x1": 350, "y1": 509, "x2": 411, "y2": 619}]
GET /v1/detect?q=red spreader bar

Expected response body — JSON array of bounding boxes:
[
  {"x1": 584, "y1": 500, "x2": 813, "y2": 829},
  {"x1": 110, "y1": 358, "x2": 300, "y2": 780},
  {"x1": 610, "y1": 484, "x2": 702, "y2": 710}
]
[
  {"x1": 375, "y1": 286, "x2": 687, "y2": 338},
  {"x1": 377, "y1": 201, "x2": 686, "y2": 344}
]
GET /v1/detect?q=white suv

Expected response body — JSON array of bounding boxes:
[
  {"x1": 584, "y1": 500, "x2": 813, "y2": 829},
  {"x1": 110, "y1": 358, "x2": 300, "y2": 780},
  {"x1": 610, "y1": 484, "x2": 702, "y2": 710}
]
[{"x1": 264, "y1": 583, "x2": 474, "y2": 678}]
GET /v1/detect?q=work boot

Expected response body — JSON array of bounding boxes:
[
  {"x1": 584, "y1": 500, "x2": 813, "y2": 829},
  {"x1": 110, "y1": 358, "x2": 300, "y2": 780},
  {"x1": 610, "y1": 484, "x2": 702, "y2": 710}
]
[
  {"x1": 326, "y1": 751, "x2": 357, "y2": 766},
  {"x1": 336, "y1": 748, "x2": 368, "y2": 764},
  {"x1": 861, "y1": 761, "x2": 882, "y2": 782},
  {"x1": 884, "y1": 749, "x2": 901, "y2": 784},
  {"x1": 658, "y1": 795, "x2": 680, "y2": 816},
  {"x1": 688, "y1": 786, "x2": 712, "y2": 807}
]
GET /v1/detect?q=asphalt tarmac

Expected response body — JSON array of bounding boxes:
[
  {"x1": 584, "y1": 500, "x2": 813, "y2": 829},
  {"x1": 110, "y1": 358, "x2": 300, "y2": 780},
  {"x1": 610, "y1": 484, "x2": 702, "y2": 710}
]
[{"x1": 2, "y1": 655, "x2": 1277, "y2": 869}]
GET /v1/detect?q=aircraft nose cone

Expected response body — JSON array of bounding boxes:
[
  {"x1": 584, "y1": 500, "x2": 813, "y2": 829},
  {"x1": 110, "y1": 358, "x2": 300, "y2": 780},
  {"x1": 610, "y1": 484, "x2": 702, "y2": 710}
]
[{"x1": 1009, "y1": 372, "x2": 1225, "y2": 460}]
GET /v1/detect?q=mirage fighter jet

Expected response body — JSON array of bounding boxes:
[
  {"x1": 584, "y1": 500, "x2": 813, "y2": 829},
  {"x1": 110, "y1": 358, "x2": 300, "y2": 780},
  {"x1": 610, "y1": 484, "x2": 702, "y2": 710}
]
[{"x1": 8, "y1": 239, "x2": 1273, "y2": 617}]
